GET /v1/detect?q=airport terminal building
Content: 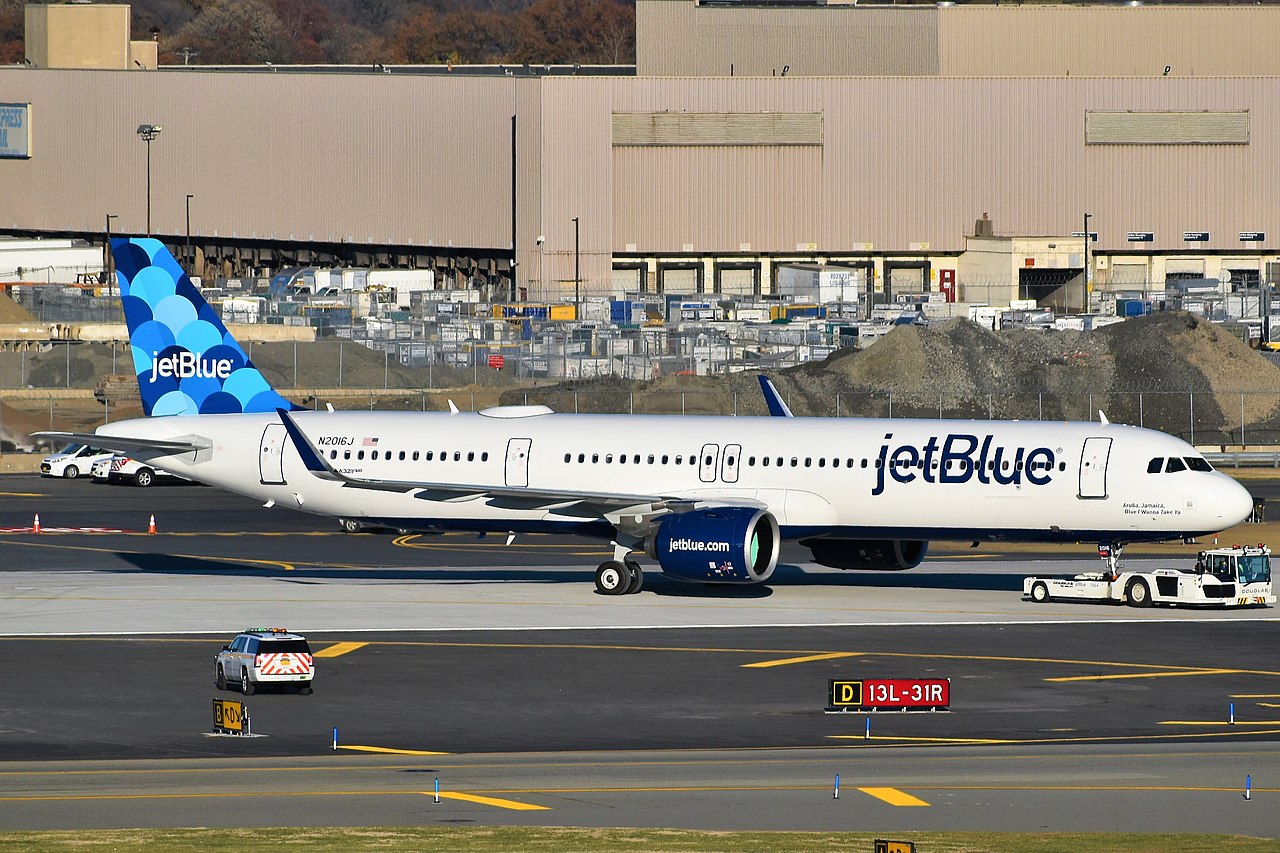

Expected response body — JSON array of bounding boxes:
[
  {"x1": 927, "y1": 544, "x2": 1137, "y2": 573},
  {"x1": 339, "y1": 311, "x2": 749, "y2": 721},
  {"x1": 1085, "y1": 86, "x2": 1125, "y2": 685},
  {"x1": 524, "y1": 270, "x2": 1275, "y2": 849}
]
[{"x1": 3, "y1": 1, "x2": 1280, "y2": 313}]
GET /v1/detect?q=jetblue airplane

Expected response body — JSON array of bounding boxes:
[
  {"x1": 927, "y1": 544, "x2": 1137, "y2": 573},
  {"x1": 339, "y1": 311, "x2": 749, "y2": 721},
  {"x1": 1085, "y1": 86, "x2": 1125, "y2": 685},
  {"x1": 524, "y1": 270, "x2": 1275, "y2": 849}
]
[{"x1": 38, "y1": 238, "x2": 1255, "y2": 594}]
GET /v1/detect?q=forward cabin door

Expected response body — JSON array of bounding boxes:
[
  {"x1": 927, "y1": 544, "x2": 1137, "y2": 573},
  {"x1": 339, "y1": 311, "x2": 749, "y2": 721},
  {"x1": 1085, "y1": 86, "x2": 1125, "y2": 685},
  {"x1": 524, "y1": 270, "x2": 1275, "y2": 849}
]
[
  {"x1": 259, "y1": 424, "x2": 286, "y2": 485},
  {"x1": 1078, "y1": 437, "x2": 1112, "y2": 499},
  {"x1": 699, "y1": 443, "x2": 720, "y2": 483},
  {"x1": 505, "y1": 438, "x2": 532, "y2": 487}
]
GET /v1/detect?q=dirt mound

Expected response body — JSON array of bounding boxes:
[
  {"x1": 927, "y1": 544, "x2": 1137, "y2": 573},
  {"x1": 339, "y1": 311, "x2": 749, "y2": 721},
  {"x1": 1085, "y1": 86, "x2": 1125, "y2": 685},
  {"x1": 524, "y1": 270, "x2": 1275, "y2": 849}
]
[{"x1": 0, "y1": 293, "x2": 35, "y2": 323}]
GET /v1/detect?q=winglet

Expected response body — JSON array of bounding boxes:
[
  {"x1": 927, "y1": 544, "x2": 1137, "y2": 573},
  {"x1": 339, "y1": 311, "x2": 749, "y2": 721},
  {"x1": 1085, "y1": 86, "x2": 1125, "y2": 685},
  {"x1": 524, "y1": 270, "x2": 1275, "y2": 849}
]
[
  {"x1": 276, "y1": 408, "x2": 340, "y2": 480},
  {"x1": 757, "y1": 375, "x2": 794, "y2": 417}
]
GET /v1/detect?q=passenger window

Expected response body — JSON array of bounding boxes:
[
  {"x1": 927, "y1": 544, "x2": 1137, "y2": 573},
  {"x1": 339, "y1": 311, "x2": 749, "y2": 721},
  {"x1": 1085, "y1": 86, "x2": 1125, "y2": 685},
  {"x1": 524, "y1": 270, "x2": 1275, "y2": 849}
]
[
  {"x1": 1165, "y1": 457, "x2": 1187, "y2": 473},
  {"x1": 675, "y1": 455, "x2": 682, "y2": 464},
  {"x1": 453, "y1": 451, "x2": 461, "y2": 461},
  {"x1": 481, "y1": 452, "x2": 489, "y2": 461},
  {"x1": 776, "y1": 457, "x2": 784, "y2": 467},
  {"x1": 578, "y1": 453, "x2": 585, "y2": 463},
  {"x1": 648, "y1": 455, "x2": 655, "y2": 464},
  {"x1": 859, "y1": 459, "x2": 867, "y2": 468},
  {"x1": 592, "y1": 454, "x2": 599, "y2": 463},
  {"x1": 634, "y1": 454, "x2": 641, "y2": 464},
  {"x1": 426, "y1": 451, "x2": 434, "y2": 461},
  {"x1": 619, "y1": 454, "x2": 627, "y2": 464},
  {"x1": 762, "y1": 457, "x2": 770, "y2": 467},
  {"x1": 412, "y1": 451, "x2": 419, "y2": 461},
  {"x1": 748, "y1": 456, "x2": 755, "y2": 466},
  {"x1": 804, "y1": 458, "x2": 812, "y2": 467},
  {"x1": 344, "y1": 450, "x2": 351, "y2": 460},
  {"x1": 564, "y1": 453, "x2": 571, "y2": 463},
  {"x1": 727, "y1": 455, "x2": 736, "y2": 466},
  {"x1": 790, "y1": 457, "x2": 798, "y2": 467},
  {"x1": 399, "y1": 451, "x2": 406, "y2": 461},
  {"x1": 467, "y1": 452, "x2": 475, "y2": 462},
  {"x1": 1147, "y1": 458, "x2": 1163, "y2": 474},
  {"x1": 818, "y1": 458, "x2": 826, "y2": 468},
  {"x1": 606, "y1": 454, "x2": 614, "y2": 463},
  {"x1": 662, "y1": 455, "x2": 669, "y2": 464},
  {"x1": 329, "y1": 450, "x2": 337, "y2": 460},
  {"x1": 357, "y1": 450, "x2": 365, "y2": 460}
]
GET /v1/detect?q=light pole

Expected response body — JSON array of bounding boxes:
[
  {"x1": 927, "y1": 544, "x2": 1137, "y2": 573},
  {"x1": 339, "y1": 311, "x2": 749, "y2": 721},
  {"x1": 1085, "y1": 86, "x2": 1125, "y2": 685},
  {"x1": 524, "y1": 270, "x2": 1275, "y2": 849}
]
[
  {"x1": 104, "y1": 213, "x2": 118, "y2": 285},
  {"x1": 1083, "y1": 212, "x2": 1091, "y2": 312},
  {"x1": 572, "y1": 216, "x2": 580, "y2": 311},
  {"x1": 185, "y1": 193, "x2": 194, "y2": 267},
  {"x1": 136, "y1": 124, "x2": 163, "y2": 236}
]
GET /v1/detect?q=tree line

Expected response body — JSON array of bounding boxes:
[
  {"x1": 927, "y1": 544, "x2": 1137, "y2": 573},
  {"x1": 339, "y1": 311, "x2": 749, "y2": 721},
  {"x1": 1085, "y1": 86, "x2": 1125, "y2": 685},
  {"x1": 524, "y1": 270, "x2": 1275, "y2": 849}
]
[{"x1": 0, "y1": 0, "x2": 635, "y2": 67}]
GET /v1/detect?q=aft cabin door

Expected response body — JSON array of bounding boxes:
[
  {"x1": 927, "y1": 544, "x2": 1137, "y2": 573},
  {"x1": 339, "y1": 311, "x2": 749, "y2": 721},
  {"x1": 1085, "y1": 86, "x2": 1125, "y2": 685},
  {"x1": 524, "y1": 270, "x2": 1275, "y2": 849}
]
[
  {"x1": 505, "y1": 438, "x2": 531, "y2": 487},
  {"x1": 1078, "y1": 437, "x2": 1112, "y2": 499},
  {"x1": 259, "y1": 424, "x2": 287, "y2": 485}
]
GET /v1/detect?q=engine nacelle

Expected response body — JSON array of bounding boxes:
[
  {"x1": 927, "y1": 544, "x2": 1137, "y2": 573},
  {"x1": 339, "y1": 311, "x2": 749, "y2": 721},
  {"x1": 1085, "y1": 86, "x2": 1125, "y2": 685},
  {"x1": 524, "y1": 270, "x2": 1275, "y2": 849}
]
[
  {"x1": 649, "y1": 507, "x2": 780, "y2": 584},
  {"x1": 802, "y1": 538, "x2": 929, "y2": 571}
]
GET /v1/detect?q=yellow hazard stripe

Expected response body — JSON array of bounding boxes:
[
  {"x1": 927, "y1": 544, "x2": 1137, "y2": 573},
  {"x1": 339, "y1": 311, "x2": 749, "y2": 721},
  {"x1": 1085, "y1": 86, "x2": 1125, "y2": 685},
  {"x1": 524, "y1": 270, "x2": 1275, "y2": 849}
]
[
  {"x1": 438, "y1": 791, "x2": 549, "y2": 811},
  {"x1": 742, "y1": 652, "x2": 859, "y2": 668},
  {"x1": 858, "y1": 787, "x2": 930, "y2": 806},
  {"x1": 315, "y1": 642, "x2": 368, "y2": 658}
]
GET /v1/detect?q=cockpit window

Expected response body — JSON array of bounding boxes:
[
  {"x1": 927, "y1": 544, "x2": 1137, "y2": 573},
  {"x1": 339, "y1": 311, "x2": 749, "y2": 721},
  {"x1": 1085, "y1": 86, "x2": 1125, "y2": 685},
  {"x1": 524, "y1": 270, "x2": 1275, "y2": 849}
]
[
  {"x1": 1165, "y1": 457, "x2": 1187, "y2": 473},
  {"x1": 1184, "y1": 457, "x2": 1213, "y2": 472},
  {"x1": 1147, "y1": 458, "x2": 1162, "y2": 474}
]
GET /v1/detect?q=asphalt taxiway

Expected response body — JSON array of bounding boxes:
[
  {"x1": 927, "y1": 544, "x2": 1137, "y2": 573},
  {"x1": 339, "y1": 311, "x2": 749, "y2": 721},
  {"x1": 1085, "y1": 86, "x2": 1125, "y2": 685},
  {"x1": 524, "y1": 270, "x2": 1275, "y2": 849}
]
[{"x1": 0, "y1": 475, "x2": 1277, "y2": 834}]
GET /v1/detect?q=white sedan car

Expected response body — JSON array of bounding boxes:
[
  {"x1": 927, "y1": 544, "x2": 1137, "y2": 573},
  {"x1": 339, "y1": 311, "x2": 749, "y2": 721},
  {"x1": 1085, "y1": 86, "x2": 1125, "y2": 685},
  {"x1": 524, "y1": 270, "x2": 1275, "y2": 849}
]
[
  {"x1": 90, "y1": 454, "x2": 176, "y2": 487},
  {"x1": 40, "y1": 444, "x2": 115, "y2": 479}
]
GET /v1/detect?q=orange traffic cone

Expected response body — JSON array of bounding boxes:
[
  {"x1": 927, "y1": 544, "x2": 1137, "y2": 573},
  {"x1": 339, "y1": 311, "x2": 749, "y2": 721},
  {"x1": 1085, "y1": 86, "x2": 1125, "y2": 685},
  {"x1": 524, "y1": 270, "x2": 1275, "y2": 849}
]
[
  {"x1": 147, "y1": 514, "x2": 157, "y2": 535},
  {"x1": 32, "y1": 513, "x2": 40, "y2": 534}
]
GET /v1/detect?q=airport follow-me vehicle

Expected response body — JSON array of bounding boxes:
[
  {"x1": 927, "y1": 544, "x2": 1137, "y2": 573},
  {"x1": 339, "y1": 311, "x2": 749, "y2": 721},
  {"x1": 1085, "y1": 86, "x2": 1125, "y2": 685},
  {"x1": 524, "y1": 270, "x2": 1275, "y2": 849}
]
[{"x1": 37, "y1": 238, "x2": 1257, "y2": 595}]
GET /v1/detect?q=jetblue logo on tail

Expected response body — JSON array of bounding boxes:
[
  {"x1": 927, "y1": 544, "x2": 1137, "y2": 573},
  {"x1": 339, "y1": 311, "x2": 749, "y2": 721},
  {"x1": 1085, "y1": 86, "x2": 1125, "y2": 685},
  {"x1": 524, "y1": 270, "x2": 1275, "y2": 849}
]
[
  {"x1": 111, "y1": 237, "x2": 302, "y2": 417},
  {"x1": 150, "y1": 351, "x2": 234, "y2": 382}
]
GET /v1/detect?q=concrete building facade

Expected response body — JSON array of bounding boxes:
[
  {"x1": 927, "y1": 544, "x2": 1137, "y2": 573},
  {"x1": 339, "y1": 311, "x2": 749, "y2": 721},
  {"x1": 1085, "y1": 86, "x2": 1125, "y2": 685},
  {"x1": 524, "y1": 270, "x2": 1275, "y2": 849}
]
[{"x1": 2, "y1": 2, "x2": 1278, "y2": 311}]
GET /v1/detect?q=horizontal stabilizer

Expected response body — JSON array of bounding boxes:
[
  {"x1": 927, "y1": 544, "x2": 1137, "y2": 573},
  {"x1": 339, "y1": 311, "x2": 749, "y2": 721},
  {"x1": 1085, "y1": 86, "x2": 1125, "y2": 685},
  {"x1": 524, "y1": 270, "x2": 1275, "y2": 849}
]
[{"x1": 31, "y1": 430, "x2": 208, "y2": 454}]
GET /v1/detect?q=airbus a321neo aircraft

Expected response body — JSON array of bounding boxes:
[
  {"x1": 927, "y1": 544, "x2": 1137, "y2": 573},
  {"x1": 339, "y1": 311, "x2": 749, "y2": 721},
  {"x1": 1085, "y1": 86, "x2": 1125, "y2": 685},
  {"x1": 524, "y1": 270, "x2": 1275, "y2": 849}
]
[{"x1": 39, "y1": 238, "x2": 1255, "y2": 595}]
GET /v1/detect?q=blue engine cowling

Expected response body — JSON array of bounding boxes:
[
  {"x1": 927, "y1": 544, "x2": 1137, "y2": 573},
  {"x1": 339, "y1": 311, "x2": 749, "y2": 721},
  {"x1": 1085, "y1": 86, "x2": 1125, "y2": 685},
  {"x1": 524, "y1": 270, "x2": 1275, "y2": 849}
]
[
  {"x1": 649, "y1": 507, "x2": 780, "y2": 584},
  {"x1": 801, "y1": 538, "x2": 929, "y2": 571}
]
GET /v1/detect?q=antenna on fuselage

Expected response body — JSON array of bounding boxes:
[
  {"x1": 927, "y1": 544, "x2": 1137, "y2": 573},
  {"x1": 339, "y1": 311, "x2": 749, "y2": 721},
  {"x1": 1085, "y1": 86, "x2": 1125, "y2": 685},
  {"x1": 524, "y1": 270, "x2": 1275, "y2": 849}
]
[{"x1": 1098, "y1": 410, "x2": 1110, "y2": 425}]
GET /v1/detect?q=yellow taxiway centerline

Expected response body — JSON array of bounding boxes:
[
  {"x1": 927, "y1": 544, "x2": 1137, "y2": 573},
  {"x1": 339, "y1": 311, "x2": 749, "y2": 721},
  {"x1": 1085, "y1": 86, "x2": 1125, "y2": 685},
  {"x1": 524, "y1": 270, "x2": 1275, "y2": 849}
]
[
  {"x1": 437, "y1": 791, "x2": 550, "y2": 811},
  {"x1": 742, "y1": 652, "x2": 860, "y2": 668},
  {"x1": 336, "y1": 745, "x2": 449, "y2": 756},
  {"x1": 314, "y1": 642, "x2": 368, "y2": 658},
  {"x1": 858, "y1": 787, "x2": 930, "y2": 806},
  {"x1": 1046, "y1": 668, "x2": 1240, "y2": 682}
]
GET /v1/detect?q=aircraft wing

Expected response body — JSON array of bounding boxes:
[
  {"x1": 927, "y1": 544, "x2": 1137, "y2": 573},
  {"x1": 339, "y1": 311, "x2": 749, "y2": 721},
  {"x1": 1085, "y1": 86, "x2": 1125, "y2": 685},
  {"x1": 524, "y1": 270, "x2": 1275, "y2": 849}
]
[
  {"x1": 274, "y1": 409, "x2": 674, "y2": 511},
  {"x1": 30, "y1": 430, "x2": 210, "y2": 454}
]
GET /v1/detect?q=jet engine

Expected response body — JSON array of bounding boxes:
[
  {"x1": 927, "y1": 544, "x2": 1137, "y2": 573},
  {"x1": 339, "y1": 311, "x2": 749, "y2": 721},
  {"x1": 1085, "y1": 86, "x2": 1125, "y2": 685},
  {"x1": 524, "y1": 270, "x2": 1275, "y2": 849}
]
[
  {"x1": 802, "y1": 538, "x2": 929, "y2": 571},
  {"x1": 648, "y1": 506, "x2": 780, "y2": 584}
]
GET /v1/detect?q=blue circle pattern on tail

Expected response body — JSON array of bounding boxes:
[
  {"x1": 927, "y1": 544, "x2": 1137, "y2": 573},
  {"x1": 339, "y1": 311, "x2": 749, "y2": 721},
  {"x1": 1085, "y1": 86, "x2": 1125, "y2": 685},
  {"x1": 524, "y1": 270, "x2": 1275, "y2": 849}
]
[{"x1": 112, "y1": 238, "x2": 302, "y2": 416}]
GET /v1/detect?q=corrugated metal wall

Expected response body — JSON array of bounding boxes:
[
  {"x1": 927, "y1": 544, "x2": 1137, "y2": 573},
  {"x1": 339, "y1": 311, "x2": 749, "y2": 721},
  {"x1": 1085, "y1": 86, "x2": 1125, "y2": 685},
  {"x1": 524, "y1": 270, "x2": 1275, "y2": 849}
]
[
  {"x1": 0, "y1": 68, "x2": 524, "y2": 250},
  {"x1": 637, "y1": 1, "x2": 1280, "y2": 79},
  {"x1": 2, "y1": 68, "x2": 1278, "y2": 296},
  {"x1": 575, "y1": 76, "x2": 1278, "y2": 256},
  {"x1": 938, "y1": 6, "x2": 1280, "y2": 77},
  {"x1": 636, "y1": 0, "x2": 939, "y2": 78}
]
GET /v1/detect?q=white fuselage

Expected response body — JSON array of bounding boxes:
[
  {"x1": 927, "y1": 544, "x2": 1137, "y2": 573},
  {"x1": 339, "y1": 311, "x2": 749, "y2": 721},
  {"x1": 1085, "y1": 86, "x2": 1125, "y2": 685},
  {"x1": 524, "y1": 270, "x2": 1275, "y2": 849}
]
[{"x1": 98, "y1": 408, "x2": 1255, "y2": 544}]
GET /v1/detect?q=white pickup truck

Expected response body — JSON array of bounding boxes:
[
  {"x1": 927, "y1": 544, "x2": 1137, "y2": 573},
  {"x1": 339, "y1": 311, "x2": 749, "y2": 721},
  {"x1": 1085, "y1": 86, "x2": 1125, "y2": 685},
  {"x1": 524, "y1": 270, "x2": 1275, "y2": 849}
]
[{"x1": 1024, "y1": 545, "x2": 1274, "y2": 608}]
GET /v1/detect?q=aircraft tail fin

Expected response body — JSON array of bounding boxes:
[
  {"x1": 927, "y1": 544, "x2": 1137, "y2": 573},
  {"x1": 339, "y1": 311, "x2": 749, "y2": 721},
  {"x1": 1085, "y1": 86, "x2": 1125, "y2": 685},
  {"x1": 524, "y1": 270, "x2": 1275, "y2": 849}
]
[
  {"x1": 757, "y1": 375, "x2": 794, "y2": 417},
  {"x1": 111, "y1": 237, "x2": 303, "y2": 416}
]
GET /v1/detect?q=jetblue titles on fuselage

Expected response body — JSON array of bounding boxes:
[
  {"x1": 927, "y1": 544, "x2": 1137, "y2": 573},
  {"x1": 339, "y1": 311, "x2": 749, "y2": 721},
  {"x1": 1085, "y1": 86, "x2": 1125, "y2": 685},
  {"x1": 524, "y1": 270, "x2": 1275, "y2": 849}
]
[{"x1": 872, "y1": 432, "x2": 1057, "y2": 496}]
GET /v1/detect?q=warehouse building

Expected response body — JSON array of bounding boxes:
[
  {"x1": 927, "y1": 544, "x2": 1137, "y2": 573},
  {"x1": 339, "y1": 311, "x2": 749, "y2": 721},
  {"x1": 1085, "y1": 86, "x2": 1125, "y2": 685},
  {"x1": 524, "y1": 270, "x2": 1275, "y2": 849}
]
[{"x1": 2, "y1": 1, "x2": 1278, "y2": 313}]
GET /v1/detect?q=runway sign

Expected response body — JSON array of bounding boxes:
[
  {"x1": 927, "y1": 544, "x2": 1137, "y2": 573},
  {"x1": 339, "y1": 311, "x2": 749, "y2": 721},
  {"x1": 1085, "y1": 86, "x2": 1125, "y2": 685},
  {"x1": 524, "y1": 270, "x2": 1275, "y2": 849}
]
[
  {"x1": 874, "y1": 841, "x2": 916, "y2": 853},
  {"x1": 213, "y1": 697, "x2": 246, "y2": 733},
  {"x1": 829, "y1": 679, "x2": 950, "y2": 711}
]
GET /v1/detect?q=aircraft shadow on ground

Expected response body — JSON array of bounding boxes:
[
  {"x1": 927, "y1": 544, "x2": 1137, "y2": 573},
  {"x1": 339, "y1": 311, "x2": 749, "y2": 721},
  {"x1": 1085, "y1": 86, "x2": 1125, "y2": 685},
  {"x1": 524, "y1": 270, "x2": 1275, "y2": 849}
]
[{"x1": 111, "y1": 553, "x2": 1023, "y2": 594}]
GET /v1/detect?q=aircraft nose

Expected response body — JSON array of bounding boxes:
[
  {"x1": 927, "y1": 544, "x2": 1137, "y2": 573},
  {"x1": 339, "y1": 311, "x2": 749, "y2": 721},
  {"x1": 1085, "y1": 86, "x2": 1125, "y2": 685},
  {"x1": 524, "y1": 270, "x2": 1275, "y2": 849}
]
[{"x1": 1218, "y1": 476, "x2": 1256, "y2": 527}]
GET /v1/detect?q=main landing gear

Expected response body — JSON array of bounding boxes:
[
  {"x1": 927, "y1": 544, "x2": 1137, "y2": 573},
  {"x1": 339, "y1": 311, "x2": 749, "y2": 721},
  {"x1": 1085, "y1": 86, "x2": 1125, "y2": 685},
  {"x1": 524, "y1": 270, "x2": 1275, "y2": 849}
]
[{"x1": 595, "y1": 539, "x2": 645, "y2": 595}]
